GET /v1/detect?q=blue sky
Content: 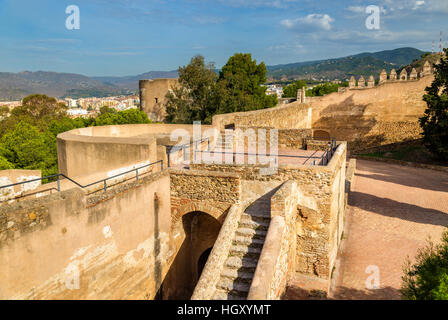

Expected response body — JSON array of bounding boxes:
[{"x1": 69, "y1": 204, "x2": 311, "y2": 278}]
[{"x1": 0, "y1": 0, "x2": 447, "y2": 76}]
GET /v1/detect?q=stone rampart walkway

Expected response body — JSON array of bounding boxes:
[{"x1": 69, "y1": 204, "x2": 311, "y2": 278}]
[{"x1": 331, "y1": 160, "x2": 448, "y2": 299}]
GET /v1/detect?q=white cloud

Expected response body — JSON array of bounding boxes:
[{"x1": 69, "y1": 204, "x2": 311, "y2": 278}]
[
  {"x1": 281, "y1": 14, "x2": 334, "y2": 31},
  {"x1": 381, "y1": 0, "x2": 448, "y2": 13},
  {"x1": 413, "y1": 0, "x2": 425, "y2": 10}
]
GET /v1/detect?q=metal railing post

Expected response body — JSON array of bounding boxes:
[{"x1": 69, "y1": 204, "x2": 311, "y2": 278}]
[
  {"x1": 103, "y1": 180, "x2": 107, "y2": 192},
  {"x1": 56, "y1": 175, "x2": 60, "y2": 192},
  {"x1": 136, "y1": 168, "x2": 139, "y2": 181},
  {"x1": 161, "y1": 160, "x2": 164, "y2": 171}
]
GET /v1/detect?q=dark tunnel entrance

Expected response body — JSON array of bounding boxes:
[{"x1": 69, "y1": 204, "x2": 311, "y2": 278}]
[{"x1": 158, "y1": 211, "x2": 221, "y2": 300}]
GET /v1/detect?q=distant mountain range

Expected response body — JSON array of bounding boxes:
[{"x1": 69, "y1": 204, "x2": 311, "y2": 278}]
[
  {"x1": 0, "y1": 47, "x2": 427, "y2": 101},
  {"x1": 266, "y1": 47, "x2": 426, "y2": 81}
]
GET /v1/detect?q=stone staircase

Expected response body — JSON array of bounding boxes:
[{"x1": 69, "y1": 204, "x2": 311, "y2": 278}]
[{"x1": 212, "y1": 193, "x2": 272, "y2": 300}]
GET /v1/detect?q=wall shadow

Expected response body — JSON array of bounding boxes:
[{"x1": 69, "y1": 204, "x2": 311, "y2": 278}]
[
  {"x1": 354, "y1": 162, "x2": 448, "y2": 192},
  {"x1": 349, "y1": 191, "x2": 448, "y2": 227}
]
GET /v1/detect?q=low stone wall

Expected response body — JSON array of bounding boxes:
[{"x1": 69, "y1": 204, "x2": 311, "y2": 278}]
[
  {"x1": 234, "y1": 126, "x2": 312, "y2": 150},
  {"x1": 345, "y1": 159, "x2": 357, "y2": 193},
  {"x1": 191, "y1": 204, "x2": 245, "y2": 300},
  {"x1": 248, "y1": 216, "x2": 286, "y2": 300},
  {"x1": 212, "y1": 102, "x2": 312, "y2": 131},
  {"x1": 248, "y1": 181, "x2": 298, "y2": 300}
]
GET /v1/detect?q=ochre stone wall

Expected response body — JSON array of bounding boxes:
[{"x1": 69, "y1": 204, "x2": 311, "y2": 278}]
[
  {"x1": 235, "y1": 126, "x2": 312, "y2": 150},
  {"x1": 191, "y1": 143, "x2": 347, "y2": 280},
  {"x1": 309, "y1": 75, "x2": 432, "y2": 152},
  {"x1": 0, "y1": 172, "x2": 174, "y2": 300},
  {"x1": 212, "y1": 75, "x2": 432, "y2": 153},
  {"x1": 169, "y1": 169, "x2": 241, "y2": 229},
  {"x1": 212, "y1": 103, "x2": 312, "y2": 131},
  {"x1": 139, "y1": 78, "x2": 179, "y2": 122}
]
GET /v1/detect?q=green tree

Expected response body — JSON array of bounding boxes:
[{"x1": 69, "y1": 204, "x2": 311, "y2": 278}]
[
  {"x1": 282, "y1": 80, "x2": 307, "y2": 98},
  {"x1": 216, "y1": 53, "x2": 277, "y2": 113},
  {"x1": 12, "y1": 94, "x2": 67, "y2": 120},
  {"x1": 0, "y1": 94, "x2": 68, "y2": 137},
  {"x1": 0, "y1": 121, "x2": 55, "y2": 176},
  {"x1": 419, "y1": 48, "x2": 448, "y2": 159},
  {"x1": 401, "y1": 230, "x2": 448, "y2": 300},
  {"x1": 94, "y1": 108, "x2": 151, "y2": 126},
  {"x1": 99, "y1": 105, "x2": 116, "y2": 115},
  {"x1": 306, "y1": 82, "x2": 339, "y2": 97},
  {"x1": 165, "y1": 55, "x2": 217, "y2": 124}
]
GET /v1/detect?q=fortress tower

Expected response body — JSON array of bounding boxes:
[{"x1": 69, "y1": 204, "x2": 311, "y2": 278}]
[{"x1": 139, "y1": 78, "x2": 179, "y2": 122}]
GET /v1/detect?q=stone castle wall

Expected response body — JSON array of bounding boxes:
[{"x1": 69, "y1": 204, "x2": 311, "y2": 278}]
[
  {"x1": 310, "y1": 75, "x2": 433, "y2": 152},
  {"x1": 191, "y1": 142, "x2": 347, "y2": 280},
  {"x1": 212, "y1": 103, "x2": 312, "y2": 131}
]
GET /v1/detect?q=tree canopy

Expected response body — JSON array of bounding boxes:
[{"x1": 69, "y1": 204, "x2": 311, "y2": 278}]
[
  {"x1": 164, "y1": 53, "x2": 278, "y2": 124},
  {"x1": 306, "y1": 82, "x2": 339, "y2": 97},
  {"x1": 282, "y1": 80, "x2": 307, "y2": 98},
  {"x1": 0, "y1": 94, "x2": 151, "y2": 179},
  {"x1": 215, "y1": 53, "x2": 277, "y2": 113},
  {"x1": 420, "y1": 48, "x2": 448, "y2": 159},
  {"x1": 165, "y1": 55, "x2": 217, "y2": 124},
  {"x1": 401, "y1": 230, "x2": 448, "y2": 300}
]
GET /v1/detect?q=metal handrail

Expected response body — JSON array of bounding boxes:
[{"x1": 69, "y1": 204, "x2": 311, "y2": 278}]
[
  {"x1": 0, "y1": 160, "x2": 164, "y2": 193},
  {"x1": 194, "y1": 138, "x2": 338, "y2": 166}
]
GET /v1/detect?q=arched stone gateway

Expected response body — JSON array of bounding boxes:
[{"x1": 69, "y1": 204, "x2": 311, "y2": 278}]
[
  {"x1": 313, "y1": 130, "x2": 331, "y2": 140},
  {"x1": 159, "y1": 211, "x2": 221, "y2": 300}
]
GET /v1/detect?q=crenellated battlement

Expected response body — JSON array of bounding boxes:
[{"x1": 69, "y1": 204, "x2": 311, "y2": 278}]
[{"x1": 346, "y1": 60, "x2": 433, "y2": 91}]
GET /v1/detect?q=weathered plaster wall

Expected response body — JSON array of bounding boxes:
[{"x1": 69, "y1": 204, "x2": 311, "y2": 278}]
[
  {"x1": 0, "y1": 172, "x2": 174, "y2": 300},
  {"x1": 57, "y1": 124, "x2": 214, "y2": 178},
  {"x1": 0, "y1": 170, "x2": 41, "y2": 202}
]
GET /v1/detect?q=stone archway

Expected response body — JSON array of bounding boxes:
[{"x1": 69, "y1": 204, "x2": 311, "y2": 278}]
[
  {"x1": 313, "y1": 130, "x2": 331, "y2": 140},
  {"x1": 160, "y1": 211, "x2": 221, "y2": 300}
]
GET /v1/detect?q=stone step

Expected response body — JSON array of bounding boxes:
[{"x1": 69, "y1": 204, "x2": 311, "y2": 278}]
[
  {"x1": 221, "y1": 268, "x2": 254, "y2": 282},
  {"x1": 229, "y1": 244, "x2": 262, "y2": 258},
  {"x1": 236, "y1": 227, "x2": 267, "y2": 240},
  {"x1": 241, "y1": 212, "x2": 271, "y2": 223},
  {"x1": 225, "y1": 256, "x2": 259, "y2": 272},
  {"x1": 239, "y1": 217, "x2": 269, "y2": 230},
  {"x1": 217, "y1": 278, "x2": 250, "y2": 295},
  {"x1": 233, "y1": 236, "x2": 265, "y2": 248},
  {"x1": 212, "y1": 289, "x2": 245, "y2": 301}
]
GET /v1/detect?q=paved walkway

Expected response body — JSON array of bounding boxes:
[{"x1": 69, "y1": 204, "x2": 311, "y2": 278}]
[{"x1": 331, "y1": 160, "x2": 448, "y2": 299}]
